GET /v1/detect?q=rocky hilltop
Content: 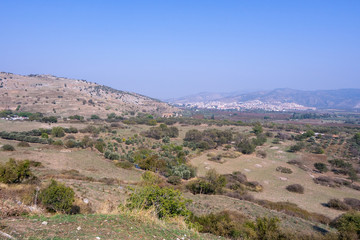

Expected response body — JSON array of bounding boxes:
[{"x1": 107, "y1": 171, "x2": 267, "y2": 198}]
[{"x1": 0, "y1": 72, "x2": 178, "y2": 117}]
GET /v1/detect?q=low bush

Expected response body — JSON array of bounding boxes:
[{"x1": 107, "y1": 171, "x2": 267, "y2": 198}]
[
  {"x1": 1, "y1": 144, "x2": 15, "y2": 151},
  {"x1": 51, "y1": 127, "x2": 65, "y2": 137},
  {"x1": 327, "y1": 199, "x2": 351, "y2": 211},
  {"x1": 167, "y1": 175, "x2": 182, "y2": 185},
  {"x1": 256, "y1": 150, "x2": 267, "y2": 158},
  {"x1": 65, "y1": 139, "x2": 78, "y2": 148},
  {"x1": 276, "y1": 166, "x2": 293, "y2": 174},
  {"x1": 288, "y1": 142, "x2": 305, "y2": 152},
  {"x1": 94, "y1": 141, "x2": 106, "y2": 153},
  {"x1": 115, "y1": 161, "x2": 133, "y2": 169},
  {"x1": 192, "y1": 210, "x2": 255, "y2": 239},
  {"x1": 125, "y1": 185, "x2": 191, "y2": 219},
  {"x1": 17, "y1": 141, "x2": 30, "y2": 147},
  {"x1": 286, "y1": 184, "x2": 304, "y2": 194},
  {"x1": 343, "y1": 198, "x2": 360, "y2": 211},
  {"x1": 314, "y1": 162, "x2": 328, "y2": 173},
  {"x1": 52, "y1": 140, "x2": 64, "y2": 146},
  {"x1": 186, "y1": 169, "x2": 226, "y2": 195},
  {"x1": 39, "y1": 180, "x2": 75, "y2": 213},
  {"x1": 0, "y1": 158, "x2": 33, "y2": 184},
  {"x1": 169, "y1": 164, "x2": 196, "y2": 180},
  {"x1": 141, "y1": 171, "x2": 164, "y2": 186}
]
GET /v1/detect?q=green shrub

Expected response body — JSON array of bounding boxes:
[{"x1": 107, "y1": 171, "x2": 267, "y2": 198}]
[
  {"x1": 236, "y1": 138, "x2": 255, "y2": 154},
  {"x1": 125, "y1": 185, "x2": 191, "y2": 219},
  {"x1": 276, "y1": 166, "x2": 293, "y2": 174},
  {"x1": 331, "y1": 211, "x2": 360, "y2": 240},
  {"x1": 141, "y1": 171, "x2": 164, "y2": 185},
  {"x1": 1, "y1": 144, "x2": 15, "y2": 151},
  {"x1": 39, "y1": 180, "x2": 75, "y2": 213},
  {"x1": 192, "y1": 210, "x2": 255, "y2": 239},
  {"x1": 170, "y1": 164, "x2": 196, "y2": 180},
  {"x1": 286, "y1": 184, "x2": 304, "y2": 194},
  {"x1": 167, "y1": 175, "x2": 182, "y2": 185},
  {"x1": 288, "y1": 142, "x2": 305, "y2": 152},
  {"x1": 51, "y1": 127, "x2": 65, "y2": 137},
  {"x1": 115, "y1": 161, "x2": 133, "y2": 169},
  {"x1": 0, "y1": 158, "x2": 33, "y2": 184},
  {"x1": 186, "y1": 169, "x2": 226, "y2": 194},
  {"x1": 94, "y1": 141, "x2": 106, "y2": 153},
  {"x1": 41, "y1": 132, "x2": 49, "y2": 139},
  {"x1": 17, "y1": 141, "x2": 30, "y2": 147},
  {"x1": 246, "y1": 217, "x2": 282, "y2": 240},
  {"x1": 52, "y1": 140, "x2": 64, "y2": 146},
  {"x1": 65, "y1": 139, "x2": 77, "y2": 148},
  {"x1": 314, "y1": 162, "x2": 328, "y2": 173},
  {"x1": 109, "y1": 152, "x2": 120, "y2": 160}
]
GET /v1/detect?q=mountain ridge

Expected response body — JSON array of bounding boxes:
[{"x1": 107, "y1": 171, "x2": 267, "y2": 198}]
[{"x1": 168, "y1": 88, "x2": 360, "y2": 110}]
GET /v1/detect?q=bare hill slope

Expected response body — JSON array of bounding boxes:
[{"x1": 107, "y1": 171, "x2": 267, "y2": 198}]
[{"x1": 0, "y1": 72, "x2": 178, "y2": 117}]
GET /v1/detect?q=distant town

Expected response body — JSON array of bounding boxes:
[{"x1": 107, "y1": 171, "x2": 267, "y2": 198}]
[{"x1": 176, "y1": 100, "x2": 316, "y2": 111}]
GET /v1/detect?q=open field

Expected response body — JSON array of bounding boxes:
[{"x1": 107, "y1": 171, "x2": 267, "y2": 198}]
[{"x1": 0, "y1": 116, "x2": 359, "y2": 239}]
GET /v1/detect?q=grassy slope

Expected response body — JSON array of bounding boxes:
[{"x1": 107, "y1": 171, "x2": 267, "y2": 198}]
[{"x1": 0, "y1": 214, "x2": 223, "y2": 240}]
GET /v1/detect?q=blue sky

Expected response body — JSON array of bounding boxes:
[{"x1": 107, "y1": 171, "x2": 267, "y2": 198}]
[{"x1": 1, "y1": 1, "x2": 359, "y2": 99}]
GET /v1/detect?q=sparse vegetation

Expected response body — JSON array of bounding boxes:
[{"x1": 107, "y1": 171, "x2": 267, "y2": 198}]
[
  {"x1": 1, "y1": 144, "x2": 15, "y2": 151},
  {"x1": 276, "y1": 166, "x2": 293, "y2": 174},
  {"x1": 286, "y1": 184, "x2": 304, "y2": 194}
]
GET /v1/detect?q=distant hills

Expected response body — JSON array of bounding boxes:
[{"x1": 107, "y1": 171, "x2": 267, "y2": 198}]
[
  {"x1": 0, "y1": 72, "x2": 177, "y2": 117},
  {"x1": 168, "y1": 88, "x2": 360, "y2": 111}
]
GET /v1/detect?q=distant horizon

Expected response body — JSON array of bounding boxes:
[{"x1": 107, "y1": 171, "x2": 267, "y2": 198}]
[
  {"x1": 1, "y1": 1, "x2": 359, "y2": 99},
  {"x1": 2, "y1": 71, "x2": 360, "y2": 101}
]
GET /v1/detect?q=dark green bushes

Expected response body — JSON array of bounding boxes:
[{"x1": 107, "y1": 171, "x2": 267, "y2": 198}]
[
  {"x1": 39, "y1": 180, "x2": 75, "y2": 213},
  {"x1": 0, "y1": 158, "x2": 33, "y2": 184},
  {"x1": 314, "y1": 163, "x2": 328, "y2": 173},
  {"x1": 236, "y1": 138, "x2": 255, "y2": 154},
  {"x1": 288, "y1": 142, "x2": 305, "y2": 152},
  {"x1": 184, "y1": 128, "x2": 232, "y2": 150},
  {"x1": 145, "y1": 124, "x2": 179, "y2": 140}
]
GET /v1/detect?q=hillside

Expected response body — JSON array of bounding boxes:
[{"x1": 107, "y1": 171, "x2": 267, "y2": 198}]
[
  {"x1": 0, "y1": 72, "x2": 178, "y2": 117},
  {"x1": 169, "y1": 88, "x2": 360, "y2": 111}
]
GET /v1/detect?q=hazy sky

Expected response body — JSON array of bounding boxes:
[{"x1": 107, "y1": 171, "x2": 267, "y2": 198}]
[{"x1": 1, "y1": 1, "x2": 359, "y2": 99}]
